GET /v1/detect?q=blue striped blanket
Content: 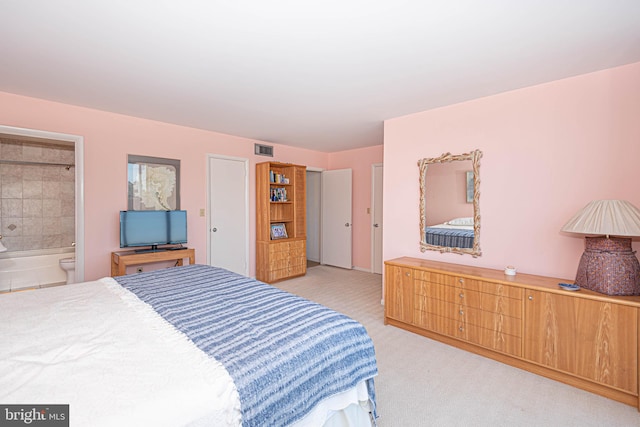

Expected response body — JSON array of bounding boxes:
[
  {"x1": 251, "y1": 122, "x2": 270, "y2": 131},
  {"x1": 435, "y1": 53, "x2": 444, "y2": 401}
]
[{"x1": 114, "y1": 264, "x2": 378, "y2": 426}]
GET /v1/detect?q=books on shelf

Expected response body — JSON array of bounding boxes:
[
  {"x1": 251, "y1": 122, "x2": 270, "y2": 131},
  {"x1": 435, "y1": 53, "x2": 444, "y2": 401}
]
[
  {"x1": 270, "y1": 187, "x2": 287, "y2": 202},
  {"x1": 269, "y1": 170, "x2": 289, "y2": 184}
]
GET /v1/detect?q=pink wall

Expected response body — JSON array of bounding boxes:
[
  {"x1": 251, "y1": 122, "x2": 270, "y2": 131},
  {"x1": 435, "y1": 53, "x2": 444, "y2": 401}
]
[
  {"x1": 329, "y1": 145, "x2": 384, "y2": 271},
  {"x1": 0, "y1": 91, "x2": 334, "y2": 280},
  {"x1": 384, "y1": 62, "x2": 640, "y2": 280}
]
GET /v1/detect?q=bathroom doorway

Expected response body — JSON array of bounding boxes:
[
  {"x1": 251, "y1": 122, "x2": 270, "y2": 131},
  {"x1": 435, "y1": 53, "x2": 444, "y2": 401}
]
[{"x1": 0, "y1": 125, "x2": 84, "y2": 285}]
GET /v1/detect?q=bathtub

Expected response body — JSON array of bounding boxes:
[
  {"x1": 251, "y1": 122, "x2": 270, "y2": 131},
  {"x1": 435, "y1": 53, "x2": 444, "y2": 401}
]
[{"x1": 0, "y1": 248, "x2": 75, "y2": 292}]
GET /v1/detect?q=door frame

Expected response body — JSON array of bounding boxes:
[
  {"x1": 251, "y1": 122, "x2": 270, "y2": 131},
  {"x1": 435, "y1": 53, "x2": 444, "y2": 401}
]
[
  {"x1": 306, "y1": 167, "x2": 324, "y2": 264},
  {"x1": 0, "y1": 125, "x2": 85, "y2": 282},
  {"x1": 206, "y1": 153, "x2": 249, "y2": 276},
  {"x1": 371, "y1": 163, "x2": 383, "y2": 274}
]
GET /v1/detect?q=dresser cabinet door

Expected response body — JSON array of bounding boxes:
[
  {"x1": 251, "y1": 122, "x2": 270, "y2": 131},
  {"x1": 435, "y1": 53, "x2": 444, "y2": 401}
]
[
  {"x1": 524, "y1": 290, "x2": 638, "y2": 393},
  {"x1": 385, "y1": 265, "x2": 414, "y2": 324}
]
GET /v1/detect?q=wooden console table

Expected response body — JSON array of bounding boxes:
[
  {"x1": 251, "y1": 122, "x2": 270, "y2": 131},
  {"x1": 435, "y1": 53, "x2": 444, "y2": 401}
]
[{"x1": 111, "y1": 248, "x2": 196, "y2": 277}]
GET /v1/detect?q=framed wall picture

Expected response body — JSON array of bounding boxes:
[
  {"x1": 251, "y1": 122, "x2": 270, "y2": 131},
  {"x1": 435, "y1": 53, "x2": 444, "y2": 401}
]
[
  {"x1": 128, "y1": 155, "x2": 180, "y2": 210},
  {"x1": 466, "y1": 171, "x2": 474, "y2": 203},
  {"x1": 270, "y1": 223, "x2": 288, "y2": 240}
]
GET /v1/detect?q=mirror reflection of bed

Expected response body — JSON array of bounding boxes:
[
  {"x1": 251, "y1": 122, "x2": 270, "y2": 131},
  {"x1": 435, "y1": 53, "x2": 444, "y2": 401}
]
[
  {"x1": 419, "y1": 150, "x2": 482, "y2": 257},
  {"x1": 425, "y1": 216, "x2": 475, "y2": 248}
]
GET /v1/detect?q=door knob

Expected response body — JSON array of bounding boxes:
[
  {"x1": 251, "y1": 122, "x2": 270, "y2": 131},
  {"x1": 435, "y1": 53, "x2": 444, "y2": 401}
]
[
  {"x1": 373, "y1": 223, "x2": 379, "y2": 228},
  {"x1": 345, "y1": 223, "x2": 351, "y2": 227},
  {"x1": 212, "y1": 227, "x2": 218, "y2": 232}
]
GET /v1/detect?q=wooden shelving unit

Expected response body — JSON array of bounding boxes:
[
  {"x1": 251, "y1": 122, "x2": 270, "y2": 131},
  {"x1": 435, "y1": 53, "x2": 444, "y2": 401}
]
[{"x1": 256, "y1": 161, "x2": 307, "y2": 283}]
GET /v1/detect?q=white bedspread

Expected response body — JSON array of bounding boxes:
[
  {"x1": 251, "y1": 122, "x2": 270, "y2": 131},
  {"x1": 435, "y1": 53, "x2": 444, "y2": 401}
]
[
  {"x1": 428, "y1": 222, "x2": 474, "y2": 230},
  {"x1": 0, "y1": 278, "x2": 241, "y2": 427}
]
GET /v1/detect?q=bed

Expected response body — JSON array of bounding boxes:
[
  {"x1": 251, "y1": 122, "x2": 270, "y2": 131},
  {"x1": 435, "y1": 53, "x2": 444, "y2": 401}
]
[
  {"x1": 0, "y1": 264, "x2": 378, "y2": 426},
  {"x1": 424, "y1": 217, "x2": 475, "y2": 249}
]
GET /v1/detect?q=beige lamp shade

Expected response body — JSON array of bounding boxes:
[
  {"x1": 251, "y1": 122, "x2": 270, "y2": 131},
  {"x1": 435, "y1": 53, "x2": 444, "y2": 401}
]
[
  {"x1": 561, "y1": 200, "x2": 640, "y2": 237},
  {"x1": 0, "y1": 239, "x2": 6, "y2": 252}
]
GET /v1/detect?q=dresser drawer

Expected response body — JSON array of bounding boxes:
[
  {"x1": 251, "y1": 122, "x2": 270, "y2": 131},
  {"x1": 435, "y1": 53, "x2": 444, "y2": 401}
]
[
  {"x1": 460, "y1": 322, "x2": 522, "y2": 357},
  {"x1": 269, "y1": 241, "x2": 291, "y2": 253},
  {"x1": 480, "y1": 281, "x2": 523, "y2": 299},
  {"x1": 413, "y1": 270, "x2": 457, "y2": 286},
  {"x1": 461, "y1": 305, "x2": 522, "y2": 337}
]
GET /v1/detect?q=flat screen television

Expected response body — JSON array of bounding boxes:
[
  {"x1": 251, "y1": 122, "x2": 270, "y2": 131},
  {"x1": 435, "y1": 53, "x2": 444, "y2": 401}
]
[{"x1": 120, "y1": 210, "x2": 187, "y2": 252}]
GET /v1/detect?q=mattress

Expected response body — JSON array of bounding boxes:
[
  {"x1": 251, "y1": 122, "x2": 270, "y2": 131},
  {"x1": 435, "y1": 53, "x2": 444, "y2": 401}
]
[{"x1": 424, "y1": 225, "x2": 474, "y2": 248}]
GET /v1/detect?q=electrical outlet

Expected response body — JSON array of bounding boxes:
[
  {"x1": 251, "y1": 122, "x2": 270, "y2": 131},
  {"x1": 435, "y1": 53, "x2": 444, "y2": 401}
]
[
  {"x1": 136, "y1": 267, "x2": 143, "y2": 273},
  {"x1": 200, "y1": 208, "x2": 205, "y2": 217}
]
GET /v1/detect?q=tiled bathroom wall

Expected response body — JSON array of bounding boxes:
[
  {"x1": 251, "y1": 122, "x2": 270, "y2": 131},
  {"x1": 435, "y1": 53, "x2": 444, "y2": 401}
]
[{"x1": 0, "y1": 137, "x2": 75, "y2": 252}]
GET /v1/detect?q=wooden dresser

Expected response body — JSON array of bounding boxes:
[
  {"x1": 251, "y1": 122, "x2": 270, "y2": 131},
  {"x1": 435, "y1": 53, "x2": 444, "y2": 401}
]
[{"x1": 385, "y1": 257, "x2": 640, "y2": 409}]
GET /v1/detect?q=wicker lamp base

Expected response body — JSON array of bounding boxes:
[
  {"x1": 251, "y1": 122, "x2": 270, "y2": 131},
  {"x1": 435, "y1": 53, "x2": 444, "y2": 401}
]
[{"x1": 574, "y1": 236, "x2": 640, "y2": 296}]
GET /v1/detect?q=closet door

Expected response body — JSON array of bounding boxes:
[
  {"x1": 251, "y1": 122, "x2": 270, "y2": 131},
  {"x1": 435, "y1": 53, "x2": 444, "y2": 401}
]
[
  {"x1": 207, "y1": 155, "x2": 248, "y2": 276},
  {"x1": 321, "y1": 169, "x2": 352, "y2": 269}
]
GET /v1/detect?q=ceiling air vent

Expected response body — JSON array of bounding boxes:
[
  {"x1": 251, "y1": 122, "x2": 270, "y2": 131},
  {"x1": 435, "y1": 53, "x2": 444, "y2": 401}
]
[{"x1": 254, "y1": 143, "x2": 274, "y2": 157}]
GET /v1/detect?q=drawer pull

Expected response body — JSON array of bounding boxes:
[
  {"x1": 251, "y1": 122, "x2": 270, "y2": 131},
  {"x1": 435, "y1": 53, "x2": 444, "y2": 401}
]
[
  {"x1": 459, "y1": 278, "x2": 464, "y2": 284},
  {"x1": 405, "y1": 272, "x2": 411, "y2": 277},
  {"x1": 459, "y1": 310, "x2": 464, "y2": 316},
  {"x1": 528, "y1": 295, "x2": 533, "y2": 301},
  {"x1": 459, "y1": 293, "x2": 464, "y2": 299},
  {"x1": 458, "y1": 326, "x2": 464, "y2": 332}
]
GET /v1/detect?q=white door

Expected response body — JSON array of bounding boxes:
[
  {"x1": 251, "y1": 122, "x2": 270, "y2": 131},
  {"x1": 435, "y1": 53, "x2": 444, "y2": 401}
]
[
  {"x1": 321, "y1": 169, "x2": 352, "y2": 269},
  {"x1": 207, "y1": 155, "x2": 248, "y2": 275},
  {"x1": 371, "y1": 164, "x2": 383, "y2": 274}
]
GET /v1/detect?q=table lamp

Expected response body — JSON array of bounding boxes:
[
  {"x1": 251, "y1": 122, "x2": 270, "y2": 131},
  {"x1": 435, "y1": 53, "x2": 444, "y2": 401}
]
[{"x1": 561, "y1": 200, "x2": 640, "y2": 295}]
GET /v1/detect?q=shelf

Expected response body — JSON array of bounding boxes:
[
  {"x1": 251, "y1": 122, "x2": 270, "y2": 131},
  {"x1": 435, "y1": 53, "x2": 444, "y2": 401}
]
[{"x1": 257, "y1": 161, "x2": 307, "y2": 283}]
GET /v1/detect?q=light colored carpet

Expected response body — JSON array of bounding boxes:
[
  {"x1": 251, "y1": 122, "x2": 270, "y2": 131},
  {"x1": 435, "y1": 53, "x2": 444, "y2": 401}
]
[{"x1": 274, "y1": 265, "x2": 640, "y2": 427}]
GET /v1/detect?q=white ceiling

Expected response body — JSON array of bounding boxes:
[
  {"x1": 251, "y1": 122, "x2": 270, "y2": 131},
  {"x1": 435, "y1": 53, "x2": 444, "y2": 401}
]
[{"x1": 2, "y1": 1, "x2": 640, "y2": 152}]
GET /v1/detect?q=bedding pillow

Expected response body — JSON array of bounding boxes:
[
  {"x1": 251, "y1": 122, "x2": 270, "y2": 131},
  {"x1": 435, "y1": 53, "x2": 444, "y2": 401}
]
[{"x1": 446, "y1": 217, "x2": 473, "y2": 226}]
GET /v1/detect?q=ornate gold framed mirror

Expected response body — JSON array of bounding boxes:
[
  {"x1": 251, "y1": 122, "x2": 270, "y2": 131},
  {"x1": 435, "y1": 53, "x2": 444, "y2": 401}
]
[{"x1": 418, "y1": 149, "x2": 482, "y2": 257}]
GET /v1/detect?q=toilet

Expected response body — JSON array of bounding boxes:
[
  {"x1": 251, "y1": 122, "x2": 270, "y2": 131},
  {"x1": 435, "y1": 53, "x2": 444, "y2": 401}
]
[{"x1": 59, "y1": 257, "x2": 76, "y2": 285}]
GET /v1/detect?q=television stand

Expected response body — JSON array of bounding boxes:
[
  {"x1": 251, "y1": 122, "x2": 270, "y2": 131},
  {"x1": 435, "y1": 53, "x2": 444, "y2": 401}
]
[{"x1": 111, "y1": 248, "x2": 195, "y2": 277}]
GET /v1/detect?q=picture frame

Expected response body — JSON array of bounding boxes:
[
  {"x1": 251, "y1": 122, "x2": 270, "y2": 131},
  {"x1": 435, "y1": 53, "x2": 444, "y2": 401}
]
[
  {"x1": 128, "y1": 155, "x2": 180, "y2": 210},
  {"x1": 466, "y1": 171, "x2": 474, "y2": 203},
  {"x1": 270, "y1": 223, "x2": 288, "y2": 240}
]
